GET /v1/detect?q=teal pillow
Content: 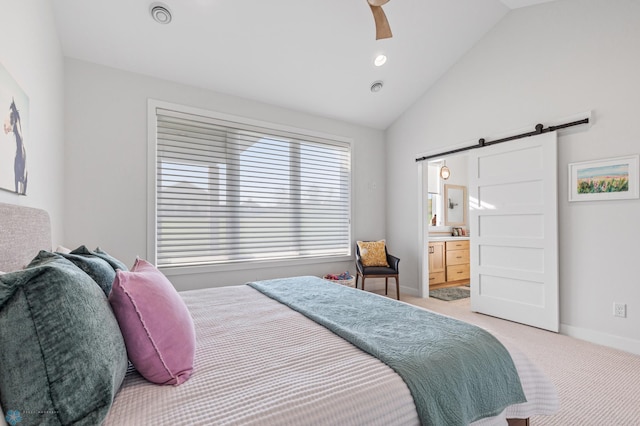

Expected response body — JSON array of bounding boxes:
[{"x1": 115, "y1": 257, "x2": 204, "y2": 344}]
[
  {"x1": 0, "y1": 251, "x2": 128, "y2": 426},
  {"x1": 93, "y1": 247, "x2": 129, "y2": 272},
  {"x1": 58, "y1": 248, "x2": 116, "y2": 296}
]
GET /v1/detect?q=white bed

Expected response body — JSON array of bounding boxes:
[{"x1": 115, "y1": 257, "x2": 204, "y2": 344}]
[{"x1": 0, "y1": 203, "x2": 558, "y2": 425}]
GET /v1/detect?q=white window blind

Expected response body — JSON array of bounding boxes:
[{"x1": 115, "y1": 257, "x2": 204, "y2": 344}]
[{"x1": 153, "y1": 106, "x2": 352, "y2": 268}]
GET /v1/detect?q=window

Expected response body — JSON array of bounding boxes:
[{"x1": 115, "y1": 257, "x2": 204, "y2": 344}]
[
  {"x1": 149, "y1": 101, "x2": 352, "y2": 269},
  {"x1": 427, "y1": 161, "x2": 443, "y2": 226}
]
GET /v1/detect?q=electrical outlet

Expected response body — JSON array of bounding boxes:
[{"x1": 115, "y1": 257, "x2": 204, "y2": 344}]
[{"x1": 613, "y1": 303, "x2": 627, "y2": 318}]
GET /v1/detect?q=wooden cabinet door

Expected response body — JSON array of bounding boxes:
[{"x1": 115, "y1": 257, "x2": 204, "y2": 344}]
[
  {"x1": 428, "y1": 242, "x2": 445, "y2": 272},
  {"x1": 428, "y1": 242, "x2": 446, "y2": 286}
]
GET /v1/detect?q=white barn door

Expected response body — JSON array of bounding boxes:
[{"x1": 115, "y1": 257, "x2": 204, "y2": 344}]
[{"x1": 469, "y1": 131, "x2": 559, "y2": 332}]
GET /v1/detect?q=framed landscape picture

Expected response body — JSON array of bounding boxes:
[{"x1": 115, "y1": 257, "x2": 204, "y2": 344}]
[{"x1": 568, "y1": 155, "x2": 639, "y2": 202}]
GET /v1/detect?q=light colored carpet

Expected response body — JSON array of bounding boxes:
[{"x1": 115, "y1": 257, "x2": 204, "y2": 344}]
[{"x1": 400, "y1": 295, "x2": 640, "y2": 425}]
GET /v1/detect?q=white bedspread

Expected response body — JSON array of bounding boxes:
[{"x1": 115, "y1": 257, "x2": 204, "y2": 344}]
[{"x1": 105, "y1": 285, "x2": 557, "y2": 425}]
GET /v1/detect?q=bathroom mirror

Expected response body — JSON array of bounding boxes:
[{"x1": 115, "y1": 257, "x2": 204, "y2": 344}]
[{"x1": 444, "y1": 184, "x2": 467, "y2": 226}]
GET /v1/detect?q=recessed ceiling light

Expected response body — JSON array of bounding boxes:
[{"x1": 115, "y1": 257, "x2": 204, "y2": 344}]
[
  {"x1": 374, "y1": 54, "x2": 387, "y2": 67},
  {"x1": 150, "y1": 3, "x2": 172, "y2": 24},
  {"x1": 370, "y1": 81, "x2": 384, "y2": 93}
]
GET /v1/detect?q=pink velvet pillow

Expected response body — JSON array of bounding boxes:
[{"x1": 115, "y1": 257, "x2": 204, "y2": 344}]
[{"x1": 108, "y1": 258, "x2": 195, "y2": 385}]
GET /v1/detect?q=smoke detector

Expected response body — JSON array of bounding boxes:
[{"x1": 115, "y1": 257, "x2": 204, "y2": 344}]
[
  {"x1": 150, "y1": 3, "x2": 172, "y2": 24},
  {"x1": 370, "y1": 81, "x2": 384, "y2": 93}
]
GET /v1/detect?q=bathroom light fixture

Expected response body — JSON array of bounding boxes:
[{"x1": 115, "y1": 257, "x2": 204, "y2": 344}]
[
  {"x1": 150, "y1": 3, "x2": 172, "y2": 24},
  {"x1": 374, "y1": 54, "x2": 387, "y2": 67},
  {"x1": 440, "y1": 162, "x2": 451, "y2": 180},
  {"x1": 370, "y1": 80, "x2": 384, "y2": 93}
]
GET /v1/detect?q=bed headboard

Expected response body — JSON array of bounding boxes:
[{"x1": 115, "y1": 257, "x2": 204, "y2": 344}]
[{"x1": 0, "y1": 203, "x2": 52, "y2": 272}]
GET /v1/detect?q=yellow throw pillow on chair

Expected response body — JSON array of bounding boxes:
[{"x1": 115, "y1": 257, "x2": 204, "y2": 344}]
[{"x1": 357, "y1": 240, "x2": 389, "y2": 267}]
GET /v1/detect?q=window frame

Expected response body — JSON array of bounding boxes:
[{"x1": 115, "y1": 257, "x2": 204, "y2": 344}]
[{"x1": 147, "y1": 99, "x2": 354, "y2": 275}]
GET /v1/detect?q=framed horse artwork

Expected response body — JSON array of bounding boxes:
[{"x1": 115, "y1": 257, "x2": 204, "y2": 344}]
[{"x1": 0, "y1": 63, "x2": 29, "y2": 196}]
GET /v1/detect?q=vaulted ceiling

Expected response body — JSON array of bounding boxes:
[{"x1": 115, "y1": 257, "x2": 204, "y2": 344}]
[{"x1": 51, "y1": 0, "x2": 555, "y2": 130}]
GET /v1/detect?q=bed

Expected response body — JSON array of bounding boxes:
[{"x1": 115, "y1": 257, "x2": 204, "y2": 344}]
[{"x1": 0, "y1": 202, "x2": 558, "y2": 425}]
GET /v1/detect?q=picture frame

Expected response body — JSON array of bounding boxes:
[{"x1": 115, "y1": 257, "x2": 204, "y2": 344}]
[
  {"x1": 568, "y1": 155, "x2": 639, "y2": 202},
  {"x1": 0, "y1": 62, "x2": 29, "y2": 196},
  {"x1": 444, "y1": 184, "x2": 467, "y2": 226}
]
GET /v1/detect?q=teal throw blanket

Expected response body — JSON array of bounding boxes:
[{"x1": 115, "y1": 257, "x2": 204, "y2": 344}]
[{"x1": 248, "y1": 276, "x2": 526, "y2": 426}]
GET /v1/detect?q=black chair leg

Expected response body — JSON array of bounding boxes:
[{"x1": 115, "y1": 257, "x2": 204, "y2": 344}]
[
  {"x1": 385, "y1": 277, "x2": 388, "y2": 295},
  {"x1": 395, "y1": 276, "x2": 400, "y2": 300}
]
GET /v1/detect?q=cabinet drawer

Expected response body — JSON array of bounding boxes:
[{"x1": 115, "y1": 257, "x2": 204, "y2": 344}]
[
  {"x1": 446, "y1": 240, "x2": 469, "y2": 251},
  {"x1": 447, "y1": 264, "x2": 470, "y2": 281},
  {"x1": 429, "y1": 272, "x2": 446, "y2": 284},
  {"x1": 446, "y1": 249, "x2": 469, "y2": 266}
]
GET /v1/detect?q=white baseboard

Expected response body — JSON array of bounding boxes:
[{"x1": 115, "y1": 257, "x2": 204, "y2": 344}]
[
  {"x1": 560, "y1": 323, "x2": 640, "y2": 356},
  {"x1": 400, "y1": 286, "x2": 419, "y2": 297}
]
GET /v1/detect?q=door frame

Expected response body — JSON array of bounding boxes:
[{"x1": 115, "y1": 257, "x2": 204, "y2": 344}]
[{"x1": 416, "y1": 141, "x2": 470, "y2": 298}]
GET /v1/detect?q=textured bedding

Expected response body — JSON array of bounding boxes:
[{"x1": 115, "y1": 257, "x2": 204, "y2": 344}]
[
  {"x1": 105, "y1": 284, "x2": 557, "y2": 426},
  {"x1": 105, "y1": 285, "x2": 418, "y2": 425},
  {"x1": 249, "y1": 277, "x2": 526, "y2": 425}
]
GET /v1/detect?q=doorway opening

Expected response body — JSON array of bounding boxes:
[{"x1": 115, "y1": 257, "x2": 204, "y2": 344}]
[
  {"x1": 418, "y1": 132, "x2": 560, "y2": 332},
  {"x1": 418, "y1": 151, "x2": 470, "y2": 298}
]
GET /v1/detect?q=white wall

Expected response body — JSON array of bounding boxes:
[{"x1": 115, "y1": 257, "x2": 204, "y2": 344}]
[
  {"x1": 0, "y1": 1, "x2": 65, "y2": 246},
  {"x1": 387, "y1": 0, "x2": 640, "y2": 354},
  {"x1": 64, "y1": 59, "x2": 386, "y2": 290}
]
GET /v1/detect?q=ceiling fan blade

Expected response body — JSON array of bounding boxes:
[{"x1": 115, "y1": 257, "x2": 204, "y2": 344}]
[
  {"x1": 369, "y1": 4, "x2": 392, "y2": 40},
  {"x1": 368, "y1": 0, "x2": 390, "y2": 6}
]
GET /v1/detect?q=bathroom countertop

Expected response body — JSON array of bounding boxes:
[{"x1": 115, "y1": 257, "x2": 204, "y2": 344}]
[{"x1": 428, "y1": 236, "x2": 470, "y2": 241}]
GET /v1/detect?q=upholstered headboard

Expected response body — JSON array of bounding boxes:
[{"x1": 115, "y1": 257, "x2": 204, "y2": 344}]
[{"x1": 0, "y1": 203, "x2": 52, "y2": 272}]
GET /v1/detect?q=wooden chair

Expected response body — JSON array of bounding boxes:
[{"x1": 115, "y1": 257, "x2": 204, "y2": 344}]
[{"x1": 355, "y1": 243, "x2": 400, "y2": 300}]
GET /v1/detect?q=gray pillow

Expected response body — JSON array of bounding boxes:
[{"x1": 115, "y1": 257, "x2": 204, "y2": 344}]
[
  {"x1": 0, "y1": 251, "x2": 128, "y2": 426},
  {"x1": 58, "y1": 248, "x2": 116, "y2": 296}
]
